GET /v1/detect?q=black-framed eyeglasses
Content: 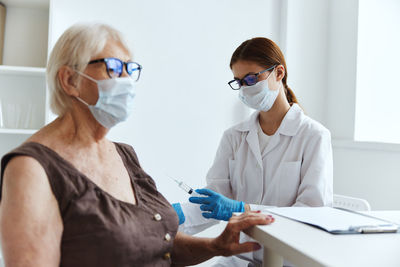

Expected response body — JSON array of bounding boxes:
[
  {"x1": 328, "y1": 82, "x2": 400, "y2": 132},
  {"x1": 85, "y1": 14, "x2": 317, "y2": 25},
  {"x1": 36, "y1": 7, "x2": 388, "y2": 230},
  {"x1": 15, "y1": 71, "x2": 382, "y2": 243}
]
[
  {"x1": 228, "y1": 65, "x2": 276, "y2": 90},
  {"x1": 88, "y1": 57, "x2": 142, "y2": 81}
]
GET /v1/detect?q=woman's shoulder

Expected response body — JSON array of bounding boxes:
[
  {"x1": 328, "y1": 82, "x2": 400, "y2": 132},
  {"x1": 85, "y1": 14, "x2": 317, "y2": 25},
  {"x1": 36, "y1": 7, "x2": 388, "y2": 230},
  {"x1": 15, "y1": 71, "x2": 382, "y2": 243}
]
[
  {"x1": 114, "y1": 142, "x2": 135, "y2": 153},
  {"x1": 0, "y1": 142, "x2": 56, "y2": 201},
  {"x1": 299, "y1": 113, "x2": 331, "y2": 137},
  {"x1": 1, "y1": 142, "x2": 66, "y2": 181},
  {"x1": 1, "y1": 153, "x2": 49, "y2": 186},
  {"x1": 278, "y1": 104, "x2": 329, "y2": 137},
  {"x1": 220, "y1": 123, "x2": 249, "y2": 147},
  {"x1": 294, "y1": 115, "x2": 332, "y2": 149},
  {"x1": 113, "y1": 142, "x2": 145, "y2": 170},
  {"x1": 223, "y1": 112, "x2": 258, "y2": 137},
  {"x1": 1, "y1": 142, "x2": 54, "y2": 167},
  {"x1": 113, "y1": 142, "x2": 138, "y2": 160}
]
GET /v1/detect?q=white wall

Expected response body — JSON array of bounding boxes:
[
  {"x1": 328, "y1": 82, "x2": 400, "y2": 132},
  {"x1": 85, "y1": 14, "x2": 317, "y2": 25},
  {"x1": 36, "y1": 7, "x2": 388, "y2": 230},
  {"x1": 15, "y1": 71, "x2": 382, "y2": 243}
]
[
  {"x1": 285, "y1": 0, "x2": 400, "y2": 210},
  {"x1": 333, "y1": 142, "x2": 400, "y2": 210},
  {"x1": 49, "y1": 0, "x2": 284, "y2": 204},
  {"x1": 284, "y1": 0, "x2": 330, "y2": 124},
  {"x1": 325, "y1": 0, "x2": 359, "y2": 139}
]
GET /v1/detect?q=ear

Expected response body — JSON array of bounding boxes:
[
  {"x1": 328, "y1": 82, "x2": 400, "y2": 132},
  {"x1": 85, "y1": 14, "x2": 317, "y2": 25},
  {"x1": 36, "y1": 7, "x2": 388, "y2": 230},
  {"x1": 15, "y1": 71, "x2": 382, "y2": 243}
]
[
  {"x1": 275, "y1": 65, "x2": 286, "y2": 82},
  {"x1": 58, "y1": 66, "x2": 80, "y2": 97}
]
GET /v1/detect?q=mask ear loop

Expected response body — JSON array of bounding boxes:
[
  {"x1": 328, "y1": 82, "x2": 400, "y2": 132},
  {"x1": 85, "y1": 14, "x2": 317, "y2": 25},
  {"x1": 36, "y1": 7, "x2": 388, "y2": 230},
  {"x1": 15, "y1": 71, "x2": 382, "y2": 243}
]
[
  {"x1": 256, "y1": 67, "x2": 276, "y2": 86},
  {"x1": 75, "y1": 70, "x2": 98, "y2": 83},
  {"x1": 241, "y1": 68, "x2": 276, "y2": 91},
  {"x1": 266, "y1": 67, "x2": 275, "y2": 80},
  {"x1": 73, "y1": 70, "x2": 99, "y2": 106},
  {"x1": 256, "y1": 68, "x2": 275, "y2": 91},
  {"x1": 75, "y1": 96, "x2": 91, "y2": 106}
]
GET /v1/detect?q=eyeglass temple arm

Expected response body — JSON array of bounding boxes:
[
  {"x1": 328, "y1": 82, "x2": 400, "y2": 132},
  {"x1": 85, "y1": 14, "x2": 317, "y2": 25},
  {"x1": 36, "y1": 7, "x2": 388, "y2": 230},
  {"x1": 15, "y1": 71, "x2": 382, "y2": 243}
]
[
  {"x1": 88, "y1": 58, "x2": 106, "y2": 64},
  {"x1": 258, "y1": 65, "x2": 277, "y2": 75}
]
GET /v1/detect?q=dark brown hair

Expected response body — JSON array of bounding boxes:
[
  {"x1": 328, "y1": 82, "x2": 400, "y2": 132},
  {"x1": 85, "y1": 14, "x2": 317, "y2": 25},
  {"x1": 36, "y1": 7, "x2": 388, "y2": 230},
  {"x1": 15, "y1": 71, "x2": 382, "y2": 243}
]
[{"x1": 230, "y1": 37, "x2": 298, "y2": 105}]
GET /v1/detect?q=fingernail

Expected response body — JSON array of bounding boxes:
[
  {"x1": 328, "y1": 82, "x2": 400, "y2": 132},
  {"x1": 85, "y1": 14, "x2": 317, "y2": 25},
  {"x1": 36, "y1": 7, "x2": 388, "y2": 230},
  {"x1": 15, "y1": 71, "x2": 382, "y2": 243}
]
[
  {"x1": 253, "y1": 243, "x2": 262, "y2": 250},
  {"x1": 255, "y1": 210, "x2": 261, "y2": 213}
]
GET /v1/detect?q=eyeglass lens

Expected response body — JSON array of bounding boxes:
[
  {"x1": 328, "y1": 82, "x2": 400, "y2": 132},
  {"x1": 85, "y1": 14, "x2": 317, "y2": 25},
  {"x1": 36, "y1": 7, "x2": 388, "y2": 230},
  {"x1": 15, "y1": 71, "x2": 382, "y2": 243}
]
[
  {"x1": 230, "y1": 74, "x2": 258, "y2": 89},
  {"x1": 243, "y1": 74, "x2": 258, "y2": 86},
  {"x1": 105, "y1": 58, "x2": 141, "y2": 81},
  {"x1": 126, "y1": 62, "x2": 141, "y2": 81},
  {"x1": 106, "y1": 58, "x2": 123, "y2": 78}
]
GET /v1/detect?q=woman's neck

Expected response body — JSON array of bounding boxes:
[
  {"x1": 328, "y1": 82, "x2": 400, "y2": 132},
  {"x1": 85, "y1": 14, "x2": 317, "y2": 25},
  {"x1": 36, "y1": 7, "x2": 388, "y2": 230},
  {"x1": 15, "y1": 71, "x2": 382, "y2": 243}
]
[
  {"x1": 258, "y1": 91, "x2": 291, "y2": 135},
  {"x1": 49, "y1": 102, "x2": 109, "y2": 146}
]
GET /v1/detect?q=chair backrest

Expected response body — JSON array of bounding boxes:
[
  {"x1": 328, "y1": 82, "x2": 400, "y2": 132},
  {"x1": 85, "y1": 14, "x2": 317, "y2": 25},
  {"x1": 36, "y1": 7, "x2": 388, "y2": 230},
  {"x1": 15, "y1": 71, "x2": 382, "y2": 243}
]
[{"x1": 333, "y1": 194, "x2": 371, "y2": 211}]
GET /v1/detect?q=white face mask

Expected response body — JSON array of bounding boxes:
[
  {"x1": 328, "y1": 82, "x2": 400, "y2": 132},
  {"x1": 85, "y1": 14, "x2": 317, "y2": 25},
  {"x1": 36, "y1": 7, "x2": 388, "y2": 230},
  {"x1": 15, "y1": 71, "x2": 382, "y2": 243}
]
[
  {"x1": 75, "y1": 71, "x2": 136, "y2": 128},
  {"x1": 238, "y1": 69, "x2": 279, "y2": 111}
]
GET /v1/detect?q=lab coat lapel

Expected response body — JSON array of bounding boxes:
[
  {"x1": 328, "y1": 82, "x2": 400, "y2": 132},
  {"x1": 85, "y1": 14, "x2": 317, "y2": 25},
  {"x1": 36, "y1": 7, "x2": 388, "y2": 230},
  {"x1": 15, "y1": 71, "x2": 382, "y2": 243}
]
[{"x1": 246, "y1": 124, "x2": 263, "y2": 168}]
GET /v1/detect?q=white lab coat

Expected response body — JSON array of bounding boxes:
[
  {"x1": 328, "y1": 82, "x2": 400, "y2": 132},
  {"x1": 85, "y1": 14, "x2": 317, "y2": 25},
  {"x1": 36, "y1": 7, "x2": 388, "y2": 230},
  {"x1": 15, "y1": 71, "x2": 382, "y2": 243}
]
[{"x1": 180, "y1": 104, "x2": 333, "y2": 266}]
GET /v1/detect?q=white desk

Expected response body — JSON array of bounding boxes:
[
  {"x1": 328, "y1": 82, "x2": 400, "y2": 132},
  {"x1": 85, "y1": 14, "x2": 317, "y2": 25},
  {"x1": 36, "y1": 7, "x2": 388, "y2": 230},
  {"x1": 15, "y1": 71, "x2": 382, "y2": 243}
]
[{"x1": 244, "y1": 210, "x2": 400, "y2": 267}]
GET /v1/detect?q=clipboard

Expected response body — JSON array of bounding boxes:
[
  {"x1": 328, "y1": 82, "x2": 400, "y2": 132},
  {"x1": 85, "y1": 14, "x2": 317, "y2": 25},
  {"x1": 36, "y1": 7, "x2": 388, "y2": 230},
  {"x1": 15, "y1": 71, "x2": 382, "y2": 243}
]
[{"x1": 265, "y1": 207, "x2": 399, "y2": 234}]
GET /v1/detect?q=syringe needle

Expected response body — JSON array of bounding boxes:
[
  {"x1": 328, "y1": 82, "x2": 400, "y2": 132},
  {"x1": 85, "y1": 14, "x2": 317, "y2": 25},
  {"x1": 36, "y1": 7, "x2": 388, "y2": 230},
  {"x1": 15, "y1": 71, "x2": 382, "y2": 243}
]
[
  {"x1": 165, "y1": 174, "x2": 181, "y2": 185},
  {"x1": 165, "y1": 173, "x2": 203, "y2": 197}
]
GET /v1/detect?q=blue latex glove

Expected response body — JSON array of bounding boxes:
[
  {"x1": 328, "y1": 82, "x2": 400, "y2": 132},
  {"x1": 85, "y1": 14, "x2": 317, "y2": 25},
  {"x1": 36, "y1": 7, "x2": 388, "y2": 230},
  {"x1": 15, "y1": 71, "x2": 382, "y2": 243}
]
[
  {"x1": 172, "y1": 203, "x2": 185, "y2": 225},
  {"x1": 189, "y1": 188, "x2": 245, "y2": 221}
]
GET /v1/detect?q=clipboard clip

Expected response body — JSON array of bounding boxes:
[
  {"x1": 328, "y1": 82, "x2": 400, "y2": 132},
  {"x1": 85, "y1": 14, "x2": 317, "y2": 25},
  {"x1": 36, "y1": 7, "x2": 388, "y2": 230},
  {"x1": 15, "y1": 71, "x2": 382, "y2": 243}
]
[{"x1": 350, "y1": 225, "x2": 399, "y2": 233}]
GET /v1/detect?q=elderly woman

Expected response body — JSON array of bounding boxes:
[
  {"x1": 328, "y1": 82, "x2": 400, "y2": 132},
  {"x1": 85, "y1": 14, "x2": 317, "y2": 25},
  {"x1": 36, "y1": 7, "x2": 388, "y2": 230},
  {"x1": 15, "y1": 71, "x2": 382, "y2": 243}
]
[{"x1": 0, "y1": 23, "x2": 273, "y2": 266}]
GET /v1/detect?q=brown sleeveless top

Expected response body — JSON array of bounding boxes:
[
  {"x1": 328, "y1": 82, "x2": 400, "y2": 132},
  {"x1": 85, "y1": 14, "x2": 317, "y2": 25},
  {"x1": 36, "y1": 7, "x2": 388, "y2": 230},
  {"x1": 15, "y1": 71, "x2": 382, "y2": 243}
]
[{"x1": 0, "y1": 142, "x2": 179, "y2": 267}]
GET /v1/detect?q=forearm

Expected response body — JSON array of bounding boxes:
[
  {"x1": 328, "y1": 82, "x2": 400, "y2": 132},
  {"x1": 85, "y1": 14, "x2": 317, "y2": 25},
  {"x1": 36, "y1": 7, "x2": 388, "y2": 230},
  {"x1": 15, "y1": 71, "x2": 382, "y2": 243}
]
[
  {"x1": 172, "y1": 212, "x2": 274, "y2": 266},
  {"x1": 171, "y1": 232, "x2": 218, "y2": 266}
]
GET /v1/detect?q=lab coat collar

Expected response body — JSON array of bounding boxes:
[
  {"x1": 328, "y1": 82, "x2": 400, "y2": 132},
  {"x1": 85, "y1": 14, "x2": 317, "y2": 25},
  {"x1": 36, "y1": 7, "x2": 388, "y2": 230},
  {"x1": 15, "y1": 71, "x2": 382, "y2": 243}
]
[{"x1": 234, "y1": 104, "x2": 303, "y2": 136}]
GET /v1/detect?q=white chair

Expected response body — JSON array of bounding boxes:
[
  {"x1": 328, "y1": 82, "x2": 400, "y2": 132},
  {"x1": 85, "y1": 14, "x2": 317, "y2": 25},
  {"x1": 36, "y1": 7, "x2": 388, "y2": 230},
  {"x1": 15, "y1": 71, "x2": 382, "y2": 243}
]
[{"x1": 333, "y1": 194, "x2": 371, "y2": 211}]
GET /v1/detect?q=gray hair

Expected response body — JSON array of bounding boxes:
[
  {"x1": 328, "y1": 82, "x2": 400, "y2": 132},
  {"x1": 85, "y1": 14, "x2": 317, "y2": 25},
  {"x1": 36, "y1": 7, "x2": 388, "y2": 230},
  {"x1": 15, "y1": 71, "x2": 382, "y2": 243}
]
[{"x1": 46, "y1": 23, "x2": 132, "y2": 116}]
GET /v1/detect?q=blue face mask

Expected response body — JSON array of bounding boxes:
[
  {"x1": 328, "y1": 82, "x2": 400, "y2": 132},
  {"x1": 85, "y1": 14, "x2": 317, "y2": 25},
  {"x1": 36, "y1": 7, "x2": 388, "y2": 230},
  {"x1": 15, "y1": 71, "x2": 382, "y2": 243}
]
[
  {"x1": 75, "y1": 71, "x2": 136, "y2": 128},
  {"x1": 238, "y1": 69, "x2": 279, "y2": 111}
]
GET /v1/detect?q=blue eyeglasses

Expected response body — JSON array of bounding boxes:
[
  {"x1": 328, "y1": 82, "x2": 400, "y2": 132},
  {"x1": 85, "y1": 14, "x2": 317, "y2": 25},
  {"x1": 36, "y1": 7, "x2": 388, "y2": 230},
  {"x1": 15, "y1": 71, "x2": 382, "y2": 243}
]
[
  {"x1": 228, "y1": 65, "x2": 276, "y2": 90},
  {"x1": 88, "y1": 57, "x2": 142, "y2": 81}
]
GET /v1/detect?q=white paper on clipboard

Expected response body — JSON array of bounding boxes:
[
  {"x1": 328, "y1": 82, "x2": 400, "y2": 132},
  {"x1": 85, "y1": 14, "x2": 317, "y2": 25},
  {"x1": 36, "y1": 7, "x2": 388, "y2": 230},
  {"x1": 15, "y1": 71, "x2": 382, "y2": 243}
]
[{"x1": 266, "y1": 207, "x2": 399, "y2": 234}]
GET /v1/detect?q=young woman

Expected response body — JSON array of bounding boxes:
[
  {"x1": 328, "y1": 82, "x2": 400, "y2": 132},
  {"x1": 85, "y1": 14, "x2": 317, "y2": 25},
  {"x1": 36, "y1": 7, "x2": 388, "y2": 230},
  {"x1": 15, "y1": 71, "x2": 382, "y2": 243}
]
[{"x1": 175, "y1": 37, "x2": 333, "y2": 266}]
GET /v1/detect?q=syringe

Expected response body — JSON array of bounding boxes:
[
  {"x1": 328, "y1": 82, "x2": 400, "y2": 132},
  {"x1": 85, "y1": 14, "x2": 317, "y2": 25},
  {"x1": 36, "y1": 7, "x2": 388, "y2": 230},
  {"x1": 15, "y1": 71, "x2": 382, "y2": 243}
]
[{"x1": 166, "y1": 175, "x2": 202, "y2": 197}]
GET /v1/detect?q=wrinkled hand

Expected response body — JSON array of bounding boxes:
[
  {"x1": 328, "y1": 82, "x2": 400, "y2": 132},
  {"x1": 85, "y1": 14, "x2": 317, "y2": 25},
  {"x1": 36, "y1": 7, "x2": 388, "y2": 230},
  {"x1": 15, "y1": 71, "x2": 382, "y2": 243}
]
[
  {"x1": 212, "y1": 211, "x2": 274, "y2": 256},
  {"x1": 169, "y1": 211, "x2": 274, "y2": 266},
  {"x1": 189, "y1": 188, "x2": 245, "y2": 221}
]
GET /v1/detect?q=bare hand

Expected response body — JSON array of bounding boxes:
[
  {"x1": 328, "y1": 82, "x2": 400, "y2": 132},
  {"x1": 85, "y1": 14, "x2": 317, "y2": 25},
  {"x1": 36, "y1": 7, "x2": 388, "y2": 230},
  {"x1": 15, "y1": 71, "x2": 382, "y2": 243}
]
[{"x1": 211, "y1": 211, "x2": 274, "y2": 256}]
